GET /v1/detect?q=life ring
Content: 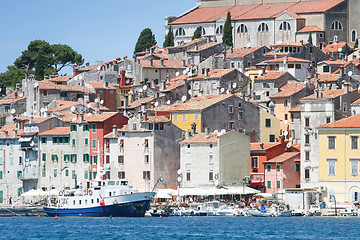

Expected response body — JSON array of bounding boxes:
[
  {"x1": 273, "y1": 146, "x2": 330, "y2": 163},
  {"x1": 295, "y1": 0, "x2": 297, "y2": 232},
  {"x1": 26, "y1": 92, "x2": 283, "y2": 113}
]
[
  {"x1": 59, "y1": 191, "x2": 63, "y2": 196},
  {"x1": 88, "y1": 190, "x2": 93, "y2": 196}
]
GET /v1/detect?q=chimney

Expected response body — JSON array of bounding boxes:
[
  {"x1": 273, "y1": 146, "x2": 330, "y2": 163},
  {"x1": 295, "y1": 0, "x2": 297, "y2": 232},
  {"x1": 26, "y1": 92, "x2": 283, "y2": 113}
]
[
  {"x1": 223, "y1": 50, "x2": 227, "y2": 60},
  {"x1": 112, "y1": 125, "x2": 118, "y2": 136},
  {"x1": 160, "y1": 80, "x2": 166, "y2": 91},
  {"x1": 261, "y1": 67, "x2": 266, "y2": 75},
  {"x1": 343, "y1": 81, "x2": 349, "y2": 94},
  {"x1": 119, "y1": 69, "x2": 126, "y2": 86},
  {"x1": 182, "y1": 60, "x2": 186, "y2": 67},
  {"x1": 16, "y1": 83, "x2": 20, "y2": 91},
  {"x1": 231, "y1": 47, "x2": 233, "y2": 54},
  {"x1": 339, "y1": 66, "x2": 345, "y2": 78},
  {"x1": 86, "y1": 62, "x2": 90, "y2": 67},
  {"x1": 73, "y1": 64, "x2": 79, "y2": 76},
  {"x1": 150, "y1": 59, "x2": 153, "y2": 66},
  {"x1": 260, "y1": 143, "x2": 264, "y2": 149},
  {"x1": 4, "y1": 131, "x2": 8, "y2": 138},
  {"x1": 141, "y1": 101, "x2": 146, "y2": 113},
  {"x1": 160, "y1": 59, "x2": 164, "y2": 67},
  {"x1": 150, "y1": 47, "x2": 154, "y2": 55},
  {"x1": 300, "y1": 40, "x2": 304, "y2": 46},
  {"x1": 14, "y1": 92, "x2": 18, "y2": 99},
  {"x1": 124, "y1": 95, "x2": 129, "y2": 108},
  {"x1": 205, "y1": 128, "x2": 209, "y2": 138},
  {"x1": 20, "y1": 121, "x2": 24, "y2": 130}
]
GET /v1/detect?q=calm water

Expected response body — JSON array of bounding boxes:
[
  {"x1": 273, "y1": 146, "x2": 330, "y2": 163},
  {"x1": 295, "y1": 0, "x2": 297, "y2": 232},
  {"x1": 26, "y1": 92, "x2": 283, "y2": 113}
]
[{"x1": 0, "y1": 216, "x2": 359, "y2": 239}]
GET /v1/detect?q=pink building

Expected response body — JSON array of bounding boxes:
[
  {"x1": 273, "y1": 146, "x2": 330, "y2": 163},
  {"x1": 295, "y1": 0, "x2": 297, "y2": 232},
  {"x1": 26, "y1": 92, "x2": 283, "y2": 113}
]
[{"x1": 264, "y1": 152, "x2": 300, "y2": 194}]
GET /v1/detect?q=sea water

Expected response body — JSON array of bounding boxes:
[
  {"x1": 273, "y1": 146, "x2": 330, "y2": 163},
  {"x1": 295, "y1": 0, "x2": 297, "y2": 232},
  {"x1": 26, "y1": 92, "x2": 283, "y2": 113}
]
[{"x1": 0, "y1": 216, "x2": 359, "y2": 239}]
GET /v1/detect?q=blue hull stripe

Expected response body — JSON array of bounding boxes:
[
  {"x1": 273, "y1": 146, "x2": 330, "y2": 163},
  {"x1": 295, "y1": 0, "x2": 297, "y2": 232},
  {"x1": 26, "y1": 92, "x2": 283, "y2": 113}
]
[{"x1": 43, "y1": 199, "x2": 152, "y2": 217}]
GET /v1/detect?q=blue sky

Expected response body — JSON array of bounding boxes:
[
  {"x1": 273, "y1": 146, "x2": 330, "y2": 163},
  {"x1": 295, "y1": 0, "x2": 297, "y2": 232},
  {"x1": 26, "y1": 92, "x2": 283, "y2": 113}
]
[{"x1": 0, "y1": 0, "x2": 195, "y2": 74}]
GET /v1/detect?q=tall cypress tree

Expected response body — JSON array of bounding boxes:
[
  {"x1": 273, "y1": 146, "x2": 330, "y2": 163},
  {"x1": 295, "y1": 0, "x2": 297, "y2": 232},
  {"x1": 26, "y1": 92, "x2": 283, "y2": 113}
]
[
  {"x1": 134, "y1": 28, "x2": 157, "y2": 53},
  {"x1": 355, "y1": 39, "x2": 359, "y2": 49},
  {"x1": 192, "y1": 27, "x2": 202, "y2": 40},
  {"x1": 163, "y1": 26, "x2": 174, "y2": 48},
  {"x1": 222, "y1": 12, "x2": 233, "y2": 47},
  {"x1": 308, "y1": 32, "x2": 313, "y2": 44}
]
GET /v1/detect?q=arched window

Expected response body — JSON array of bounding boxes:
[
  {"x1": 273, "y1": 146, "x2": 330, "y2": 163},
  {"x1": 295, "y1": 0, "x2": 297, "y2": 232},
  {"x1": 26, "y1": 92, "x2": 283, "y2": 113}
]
[
  {"x1": 175, "y1": 28, "x2": 186, "y2": 36},
  {"x1": 237, "y1": 24, "x2": 248, "y2": 33},
  {"x1": 200, "y1": 26, "x2": 206, "y2": 36},
  {"x1": 279, "y1": 21, "x2": 291, "y2": 31},
  {"x1": 216, "y1": 25, "x2": 223, "y2": 35},
  {"x1": 258, "y1": 23, "x2": 269, "y2": 32},
  {"x1": 352, "y1": 188, "x2": 359, "y2": 202},
  {"x1": 331, "y1": 20, "x2": 343, "y2": 31},
  {"x1": 352, "y1": 30, "x2": 357, "y2": 42}
]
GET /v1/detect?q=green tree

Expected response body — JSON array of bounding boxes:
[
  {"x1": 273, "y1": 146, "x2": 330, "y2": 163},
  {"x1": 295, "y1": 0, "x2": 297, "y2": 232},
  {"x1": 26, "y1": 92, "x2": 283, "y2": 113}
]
[
  {"x1": 163, "y1": 26, "x2": 174, "y2": 48},
  {"x1": 192, "y1": 27, "x2": 202, "y2": 40},
  {"x1": 135, "y1": 28, "x2": 157, "y2": 53},
  {"x1": 0, "y1": 65, "x2": 29, "y2": 88},
  {"x1": 355, "y1": 39, "x2": 359, "y2": 49},
  {"x1": 222, "y1": 12, "x2": 233, "y2": 47},
  {"x1": 308, "y1": 32, "x2": 313, "y2": 44},
  {"x1": 14, "y1": 40, "x2": 83, "y2": 80},
  {"x1": 342, "y1": 43, "x2": 352, "y2": 56}
]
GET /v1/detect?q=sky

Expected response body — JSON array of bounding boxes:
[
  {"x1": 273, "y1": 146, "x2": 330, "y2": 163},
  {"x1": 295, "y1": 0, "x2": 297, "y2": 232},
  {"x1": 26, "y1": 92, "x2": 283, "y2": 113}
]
[{"x1": 0, "y1": 0, "x2": 195, "y2": 74}]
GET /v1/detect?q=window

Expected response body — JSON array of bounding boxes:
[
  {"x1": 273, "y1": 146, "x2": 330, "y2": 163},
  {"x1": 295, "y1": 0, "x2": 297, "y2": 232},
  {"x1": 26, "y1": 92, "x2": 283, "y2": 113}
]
[
  {"x1": 92, "y1": 123, "x2": 96, "y2": 133},
  {"x1": 212, "y1": 83, "x2": 217, "y2": 90},
  {"x1": 296, "y1": 64, "x2": 301, "y2": 69},
  {"x1": 64, "y1": 154, "x2": 70, "y2": 162},
  {"x1": 143, "y1": 171, "x2": 150, "y2": 180},
  {"x1": 42, "y1": 153, "x2": 46, "y2": 161},
  {"x1": 85, "y1": 138, "x2": 88, "y2": 145},
  {"x1": 83, "y1": 154, "x2": 89, "y2": 162},
  {"x1": 51, "y1": 154, "x2": 58, "y2": 162},
  {"x1": 323, "y1": 66, "x2": 330, "y2": 73},
  {"x1": 351, "y1": 160, "x2": 359, "y2": 176},
  {"x1": 266, "y1": 164, "x2": 271, "y2": 172},
  {"x1": 351, "y1": 136, "x2": 359, "y2": 150},
  {"x1": 265, "y1": 119, "x2": 271, "y2": 127},
  {"x1": 84, "y1": 170, "x2": 89, "y2": 180},
  {"x1": 288, "y1": 64, "x2": 294, "y2": 69},
  {"x1": 305, "y1": 134, "x2": 310, "y2": 145},
  {"x1": 251, "y1": 157, "x2": 258, "y2": 169},
  {"x1": 65, "y1": 169, "x2": 69, "y2": 177},
  {"x1": 283, "y1": 100, "x2": 289, "y2": 107},
  {"x1": 175, "y1": 28, "x2": 186, "y2": 36},
  {"x1": 238, "y1": 112, "x2": 243, "y2": 120},
  {"x1": 228, "y1": 106, "x2": 234, "y2": 113},
  {"x1": 41, "y1": 137, "x2": 47, "y2": 144},
  {"x1": 92, "y1": 139, "x2": 96, "y2": 149},
  {"x1": 19, "y1": 156, "x2": 23, "y2": 165},
  {"x1": 228, "y1": 122, "x2": 234, "y2": 130},
  {"x1": 258, "y1": 23, "x2": 269, "y2": 32},
  {"x1": 296, "y1": 163, "x2": 300, "y2": 172},
  {"x1": 182, "y1": 113, "x2": 186, "y2": 121},
  {"x1": 144, "y1": 155, "x2": 150, "y2": 164},
  {"x1": 285, "y1": 114, "x2": 288, "y2": 120},
  {"x1": 326, "y1": 117, "x2": 331, "y2": 124},
  {"x1": 83, "y1": 124, "x2": 89, "y2": 131},
  {"x1": 216, "y1": 25, "x2": 223, "y2": 35},
  {"x1": 91, "y1": 156, "x2": 98, "y2": 164},
  {"x1": 305, "y1": 168, "x2": 310, "y2": 179},
  {"x1": 186, "y1": 172, "x2": 191, "y2": 181},
  {"x1": 305, "y1": 118, "x2": 310, "y2": 127},
  {"x1": 209, "y1": 172, "x2": 214, "y2": 181},
  {"x1": 194, "y1": 83, "x2": 199, "y2": 90},
  {"x1": 276, "y1": 164, "x2": 281, "y2": 172},
  {"x1": 331, "y1": 20, "x2": 343, "y2": 30},
  {"x1": 173, "y1": 114, "x2": 178, "y2": 121},
  {"x1": 352, "y1": 189, "x2": 359, "y2": 202},
  {"x1": 118, "y1": 156, "x2": 124, "y2": 164},
  {"x1": 237, "y1": 24, "x2": 248, "y2": 33},
  {"x1": 328, "y1": 136, "x2": 336, "y2": 150},
  {"x1": 54, "y1": 169, "x2": 58, "y2": 177},
  {"x1": 70, "y1": 125, "x2": 77, "y2": 132},
  {"x1": 277, "y1": 181, "x2": 281, "y2": 189},
  {"x1": 305, "y1": 151, "x2": 310, "y2": 161},
  {"x1": 269, "y1": 135, "x2": 275, "y2": 142},
  {"x1": 328, "y1": 159, "x2": 336, "y2": 176},
  {"x1": 267, "y1": 181, "x2": 271, "y2": 189},
  {"x1": 209, "y1": 154, "x2": 213, "y2": 163},
  {"x1": 352, "y1": 30, "x2": 357, "y2": 42},
  {"x1": 72, "y1": 139, "x2": 76, "y2": 146},
  {"x1": 118, "y1": 171, "x2": 125, "y2": 179},
  {"x1": 279, "y1": 21, "x2": 291, "y2": 31},
  {"x1": 343, "y1": 102, "x2": 348, "y2": 113},
  {"x1": 71, "y1": 154, "x2": 77, "y2": 163},
  {"x1": 296, "y1": 184, "x2": 301, "y2": 188},
  {"x1": 194, "y1": 113, "x2": 199, "y2": 121}
]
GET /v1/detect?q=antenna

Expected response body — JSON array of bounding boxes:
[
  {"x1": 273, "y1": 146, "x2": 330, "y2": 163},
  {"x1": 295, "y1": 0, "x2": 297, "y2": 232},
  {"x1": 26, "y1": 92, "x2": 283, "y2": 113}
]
[
  {"x1": 100, "y1": 100, "x2": 104, "y2": 105},
  {"x1": 226, "y1": 89, "x2": 230, "y2": 94},
  {"x1": 177, "y1": 176, "x2": 183, "y2": 182},
  {"x1": 183, "y1": 70, "x2": 187, "y2": 75}
]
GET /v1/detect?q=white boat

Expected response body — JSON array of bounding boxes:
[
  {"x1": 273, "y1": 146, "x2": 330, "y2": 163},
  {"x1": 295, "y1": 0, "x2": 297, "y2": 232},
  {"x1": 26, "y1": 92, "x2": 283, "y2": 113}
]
[
  {"x1": 43, "y1": 179, "x2": 155, "y2": 217},
  {"x1": 248, "y1": 209, "x2": 273, "y2": 217}
]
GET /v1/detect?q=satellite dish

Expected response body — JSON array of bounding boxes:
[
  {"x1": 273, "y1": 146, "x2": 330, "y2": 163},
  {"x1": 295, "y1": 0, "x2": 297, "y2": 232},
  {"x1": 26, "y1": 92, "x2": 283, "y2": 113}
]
[
  {"x1": 19, "y1": 92, "x2": 24, "y2": 98},
  {"x1": 239, "y1": 68, "x2": 244, "y2": 73},
  {"x1": 87, "y1": 103, "x2": 91, "y2": 108},
  {"x1": 289, "y1": 137, "x2": 293, "y2": 143},
  {"x1": 214, "y1": 179, "x2": 219, "y2": 186},
  {"x1": 220, "y1": 88, "x2": 225, "y2": 93},
  {"x1": 338, "y1": 48, "x2": 343, "y2": 52},
  {"x1": 188, "y1": 72, "x2": 192, "y2": 76},
  {"x1": 70, "y1": 106, "x2": 76, "y2": 113},
  {"x1": 166, "y1": 100, "x2": 171, "y2": 105},
  {"x1": 143, "y1": 85, "x2": 148, "y2": 91},
  {"x1": 30, "y1": 141, "x2": 34, "y2": 147},
  {"x1": 213, "y1": 130, "x2": 219, "y2": 135},
  {"x1": 245, "y1": 72, "x2": 250, "y2": 77},
  {"x1": 283, "y1": 120, "x2": 288, "y2": 125},
  {"x1": 232, "y1": 82, "x2": 237, "y2": 89},
  {"x1": 125, "y1": 79, "x2": 130, "y2": 84},
  {"x1": 348, "y1": 71, "x2": 353, "y2": 77},
  {"x1": 286, "y1": 142, "x2": 292, "y2": 148},
  {"x1": 220, "y1": 129, "x2": 226, "y2": 135},
  {"x1": 95, "y1": 98, "x2": 99, "y2": 103},
  {"x1": 72, "y1": 117, "x2": 77, "y2": 122},
  {"x1": 226, "y1": 90, "x2": 230, "y2": 94},
  {"x1": 138, "y1": 89, "x2": 143, "y2": 93},
  {"x1": 10, "y1": 109, "x2": 16, "y2": 114},
  {"x1": 100, "y1": 100, "x2": 104, "y2": 105},
  {"x1": 186, "y1": 67, "x2": 190, "y2": 72},
  {"x1": 74, "y1": 76, "x2": 78, "y2": 81},
  {"x1": 23, "y1": 112, "x2": 28, "y2": 117},
  {"x1": 154, "y1": 102, "x2": 159, "y2": 107},
  {"x1": 181, "y1": 96, "x2": 187, "y2": 102},
  {"x1": 79, "y1": 75, "x2": 83, "y2": 80},
  {"x1": 183, "y1": 70, "x2": 187, "y2": 75},
  {"x1": 188, "y1": 90, "x2": 192, "y2": 95},
  {"x1": 87, "y1": 113, "x2": 92, "y2": 116},
  {"x1": 177, "y1": 169, "x2": 182, "y2": 175},
  {"x1": 175, "y1": 71, "x2": 180, "y2": 77},
  {"x1": 177, "y1": 176, "x2": 183, "y2": 182},
  {"x1": 284, "y1": 131, "x2": 289, "y2": 137}
]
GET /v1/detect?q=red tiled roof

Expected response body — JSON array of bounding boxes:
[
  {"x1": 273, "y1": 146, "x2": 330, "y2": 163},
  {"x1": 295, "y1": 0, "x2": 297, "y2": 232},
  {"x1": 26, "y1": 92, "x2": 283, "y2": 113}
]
[
  {"x1": 192, "y1": 69, "x2": 234, "y2": 79},
  {"x1": 266, "y1": 152, "x2": 300, "y2": 163},
  {"x1": 312, "y1": 74, "x2": 340, "y2": 83},
  {"x1": 104, "y1": 132, "x2": 117, "y2": 139},
  {"x1": 169, "y1": 94, "x2": 233, "y2": 111},
  {"x1": 265, "y1": 57, "x2": 311, "y2": 64},
  {"x1": 57, "y1": 85, "x2": 93, "y2": 94},
  {"x1": 322, "y1": 42, "x2": 347, "y2": 54},
  {"x1": 225, "y1": 46, "x2": 264, "y2": 59},
  {"x1": 48, "y1": 75, "x2": 72, "y2": 82},
  {"x1": 289, "y1": 105, "x2": 301, "y2": 112},
  {"x1": 77, "y1": 62, "x2": 105, "y2": 72},
  {"x1": 271, "y1": 42, "x2": 308, "y2": 47},
  {"x1": 180, "y1": 133, "x2": 218, "y2": 144},
  {"x1": 38, "y1": 81, "x2": 60, "y2": 90},
  {"x1": 86, "y1": 82, "x2": 116, "y2": 90},
  {"x1": 148, "y1": 104, "x2": 174, "y2": 112},
  {"x1": 126, "y1": 96, "x2": 156, "y2": 109},
  {"x1": 46, "y1": 101, "x2": 81, "y2": 112},
  {"x1": 39, "y1": 127, "x2": 70, "y2": 136},
  {"x1": 141, "y1": 116, "x2": 171, "y2": 123},
  {"x1": 319, "y1": 60, "x2": 346, "y2": 65},
  {"x1": 139, "y1": 59, "x2": 187, "y2": 69},
  {"x1": 86, "y1": 112, "x2": 120, "y2": 122},
  {"x1": 297, "y1": 25, "x2": 324, "y2": 33},
  {"x1": 250, "y1": 142, "x2": 281, "y2": 151},
  {"x1": 0, "y1": 124, "x2": 23, "y2": 139},
  {"x1": 271, "y1": 81, "x2": 305, "y2": 98},
  {"x1": 319, "y1": 114, "x2": 360, "y2": 128},
  {"x1": 162, "y1": 75, "x2": 188, "y2": 92},
  {"x1": 255, "y1": 71, "x2": 287, "y2": 80},
  {"x1": 187, "y1": 42, "x2": 222, "y2": 53},
  {"x1": 301, "y1": 89, "x2": 352, "y2": 100}
]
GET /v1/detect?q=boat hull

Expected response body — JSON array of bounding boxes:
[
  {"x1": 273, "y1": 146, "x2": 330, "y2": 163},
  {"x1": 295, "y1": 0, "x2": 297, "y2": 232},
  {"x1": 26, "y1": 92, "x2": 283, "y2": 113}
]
[{"x1": 44, "y1": 199, "x2": 152, "y2": 217}]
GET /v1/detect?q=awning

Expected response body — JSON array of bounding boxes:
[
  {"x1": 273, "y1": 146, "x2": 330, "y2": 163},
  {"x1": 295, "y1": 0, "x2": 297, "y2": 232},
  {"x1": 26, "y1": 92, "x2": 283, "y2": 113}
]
[
  {"x1": 19, "y1": 136, "x2": 32, "y2": 142},
  {"x1": 177, "y1": 186, "x2": 260, "y2": 196}
]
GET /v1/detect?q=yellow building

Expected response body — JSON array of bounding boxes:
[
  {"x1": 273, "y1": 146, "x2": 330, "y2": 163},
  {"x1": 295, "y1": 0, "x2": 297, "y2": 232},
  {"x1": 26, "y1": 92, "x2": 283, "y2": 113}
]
[
  {"x1": 260, "y1": 108, "x2": 281, "y2": 142},
  {"x1": 318, "y1": 114, "x2": 360, "y2": 204}
]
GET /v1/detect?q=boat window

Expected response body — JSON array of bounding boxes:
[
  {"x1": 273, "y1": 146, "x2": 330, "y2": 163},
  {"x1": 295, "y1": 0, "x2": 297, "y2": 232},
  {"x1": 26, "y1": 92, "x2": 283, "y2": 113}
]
[
  {"x1": 91, "y1": 199, "x2": 94, "y2": 204},
  {"x1": 73, "y1": 200, "x2": 76, "y2": 205},
  {"x1": 113, "y1": 191, "x2": 116, "y2": 196},
  {"x1": 97, "y1": 198, "x2": 99, "y2": 203},
  {"x1": 121, "y1": 181, "x2": 128, "y2": 185},
  {"x1": 85, "y1": 200, "x2": 88, "y2": 204},
  {"x1": 108, "y1": 181, "x2": 115, "y2": 185},
  {"x1": 79, "y1": 200, "x2": 81, "y2": 205},
  {"x1": 109, "y1": 192, "x2": 112, "y2": 197},
  {"x1": 116, "y1": 181, "x2": 119, "y2": 185}
]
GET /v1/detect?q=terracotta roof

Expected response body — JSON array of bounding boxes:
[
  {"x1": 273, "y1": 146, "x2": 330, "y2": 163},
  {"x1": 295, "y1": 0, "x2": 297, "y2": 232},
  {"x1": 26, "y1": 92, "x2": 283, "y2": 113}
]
[
  {"x1": 297, "y1": 25, "x2": 324, "y2": 33},
  {"x1": 139, "y1": 59, "x2": 187, "y2": 69},
  {"x1": 289, "y1": 105, "x2": 301, "y2": 112},
  {"x1": 57, "y1": 85, "x2": 93, "y2": 94},
  {"x1": 352, "y1": 98, "x2": 360, "y2": 104},
  {"x1": 170, "y1": 0, "x2": 345, "y2": 24},
  {"x1": 319, "y1": 60, "x2": 346, "y2": 65},
  {"x1": 225, "y1": 46, "x2": 264, "y2": 59},
  {"x1": 180, "y1": 133, "x2": 218, "y2": 144},
  {"x1": 169, "y1": 94, "x2": 233, "y2": 111},
  {"x1": 77, "y1": 62, "x2": 105, "y2": 72},
  {"x1": 265, "y1": 57, "x2": 311, "y2": 64},
  {"x1": 319, "y1": 114, "x2": 360, "y2": 128},
  {"x1": 148, "y1": 104, "x2": 174, "y2": 112},
  {"x1": 255, "y1": 71, "x2": 287, "y2": 80},
  {"x1": 0, "y1": 124, "x2": 23, "y2": 139},
  {"x1": 48, "y1": 75, "x2": 72, "y2": 82},
  {"x1": 29, "y1": 116, "x2": 56, "y2": 124},
  {"x1": 187, "y1": 42, "x2": 222, "y2": 53},
  {"x1": 322, "y1": 42, "x2": 347, "y2": 54},
  {"x1": 38, "y1": 81, "x2": 60, "y2": 90},
  {"x1": 301, "y1": 89, "x2": 351, "y2": 100},
  {"x1": 141, "y1": 116, "x2": 171, "y2": 123},
  {"x1": 39, "y1": 127, "x2": 70, "y2": 136},
  {"x1": 46, "y1": 101, "x2": 81, "y2": 112},
  {"x1": 271, "y1": 42, "x2": 308, "y2": 47},
  {"x1": 250, "y1": 142, "x2": 281, "y2": 151},
  {"x1": 162, "y1": 75, "x2": 188, "y2": 92},
  {"x1": 1, "y1": 91, "x2": 24, "y2": 101},
  {"x1": 312, "y1": 74, "x2": 340, "y2": 83},
  {"x1": 86, "y1": 82, "x2": 116, "y2": 90},
  {"x1": 126, "y1": 96, "x2": 156, "y2": 109},
  {"x1": 0, "y1": 96, "x2": 26, "y2": 105},
  {"x1": 86, "y1": 112, "x2": 120, "y2": 122},
  {"x1": 192, "y1": 69, "x2": 234, "y2": 79},
  {"x1": 104, "y1": 132, "x2": 117, "y2": 139},
  {"x1": 266, "y1": 152, "x2": 300, "y2": 163},
  {"x1": 271, "y1": 81, "x2": 305, "y2": 98}
]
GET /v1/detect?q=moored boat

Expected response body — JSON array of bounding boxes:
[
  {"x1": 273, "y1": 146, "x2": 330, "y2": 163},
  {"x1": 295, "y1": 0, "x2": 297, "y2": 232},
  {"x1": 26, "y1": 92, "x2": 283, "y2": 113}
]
[{"x1": 43, "y1": 179, "x2": 155, "y2": 217}]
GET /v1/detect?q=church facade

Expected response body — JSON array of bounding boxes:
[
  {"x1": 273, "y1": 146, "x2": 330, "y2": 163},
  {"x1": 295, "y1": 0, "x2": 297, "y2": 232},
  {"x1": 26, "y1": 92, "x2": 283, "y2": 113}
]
[{"x1": 166, "y1": 0, "x2": 356, "y2": 48}]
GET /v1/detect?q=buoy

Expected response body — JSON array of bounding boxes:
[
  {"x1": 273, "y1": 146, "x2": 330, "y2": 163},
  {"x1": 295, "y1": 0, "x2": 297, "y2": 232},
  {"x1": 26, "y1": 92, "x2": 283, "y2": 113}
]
[
  {"x1": 100, "y1": 200, "x2": 105, "y2": 206},
  {"x1": 38, "y1": 214, "x2": 41, "y2": 218},
  {"x1": 160, "y1": 215, "x2": 163, "y2": 219},
  {"x1": 55, "y1": 215, "x2": 58, "y2": 219}
]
